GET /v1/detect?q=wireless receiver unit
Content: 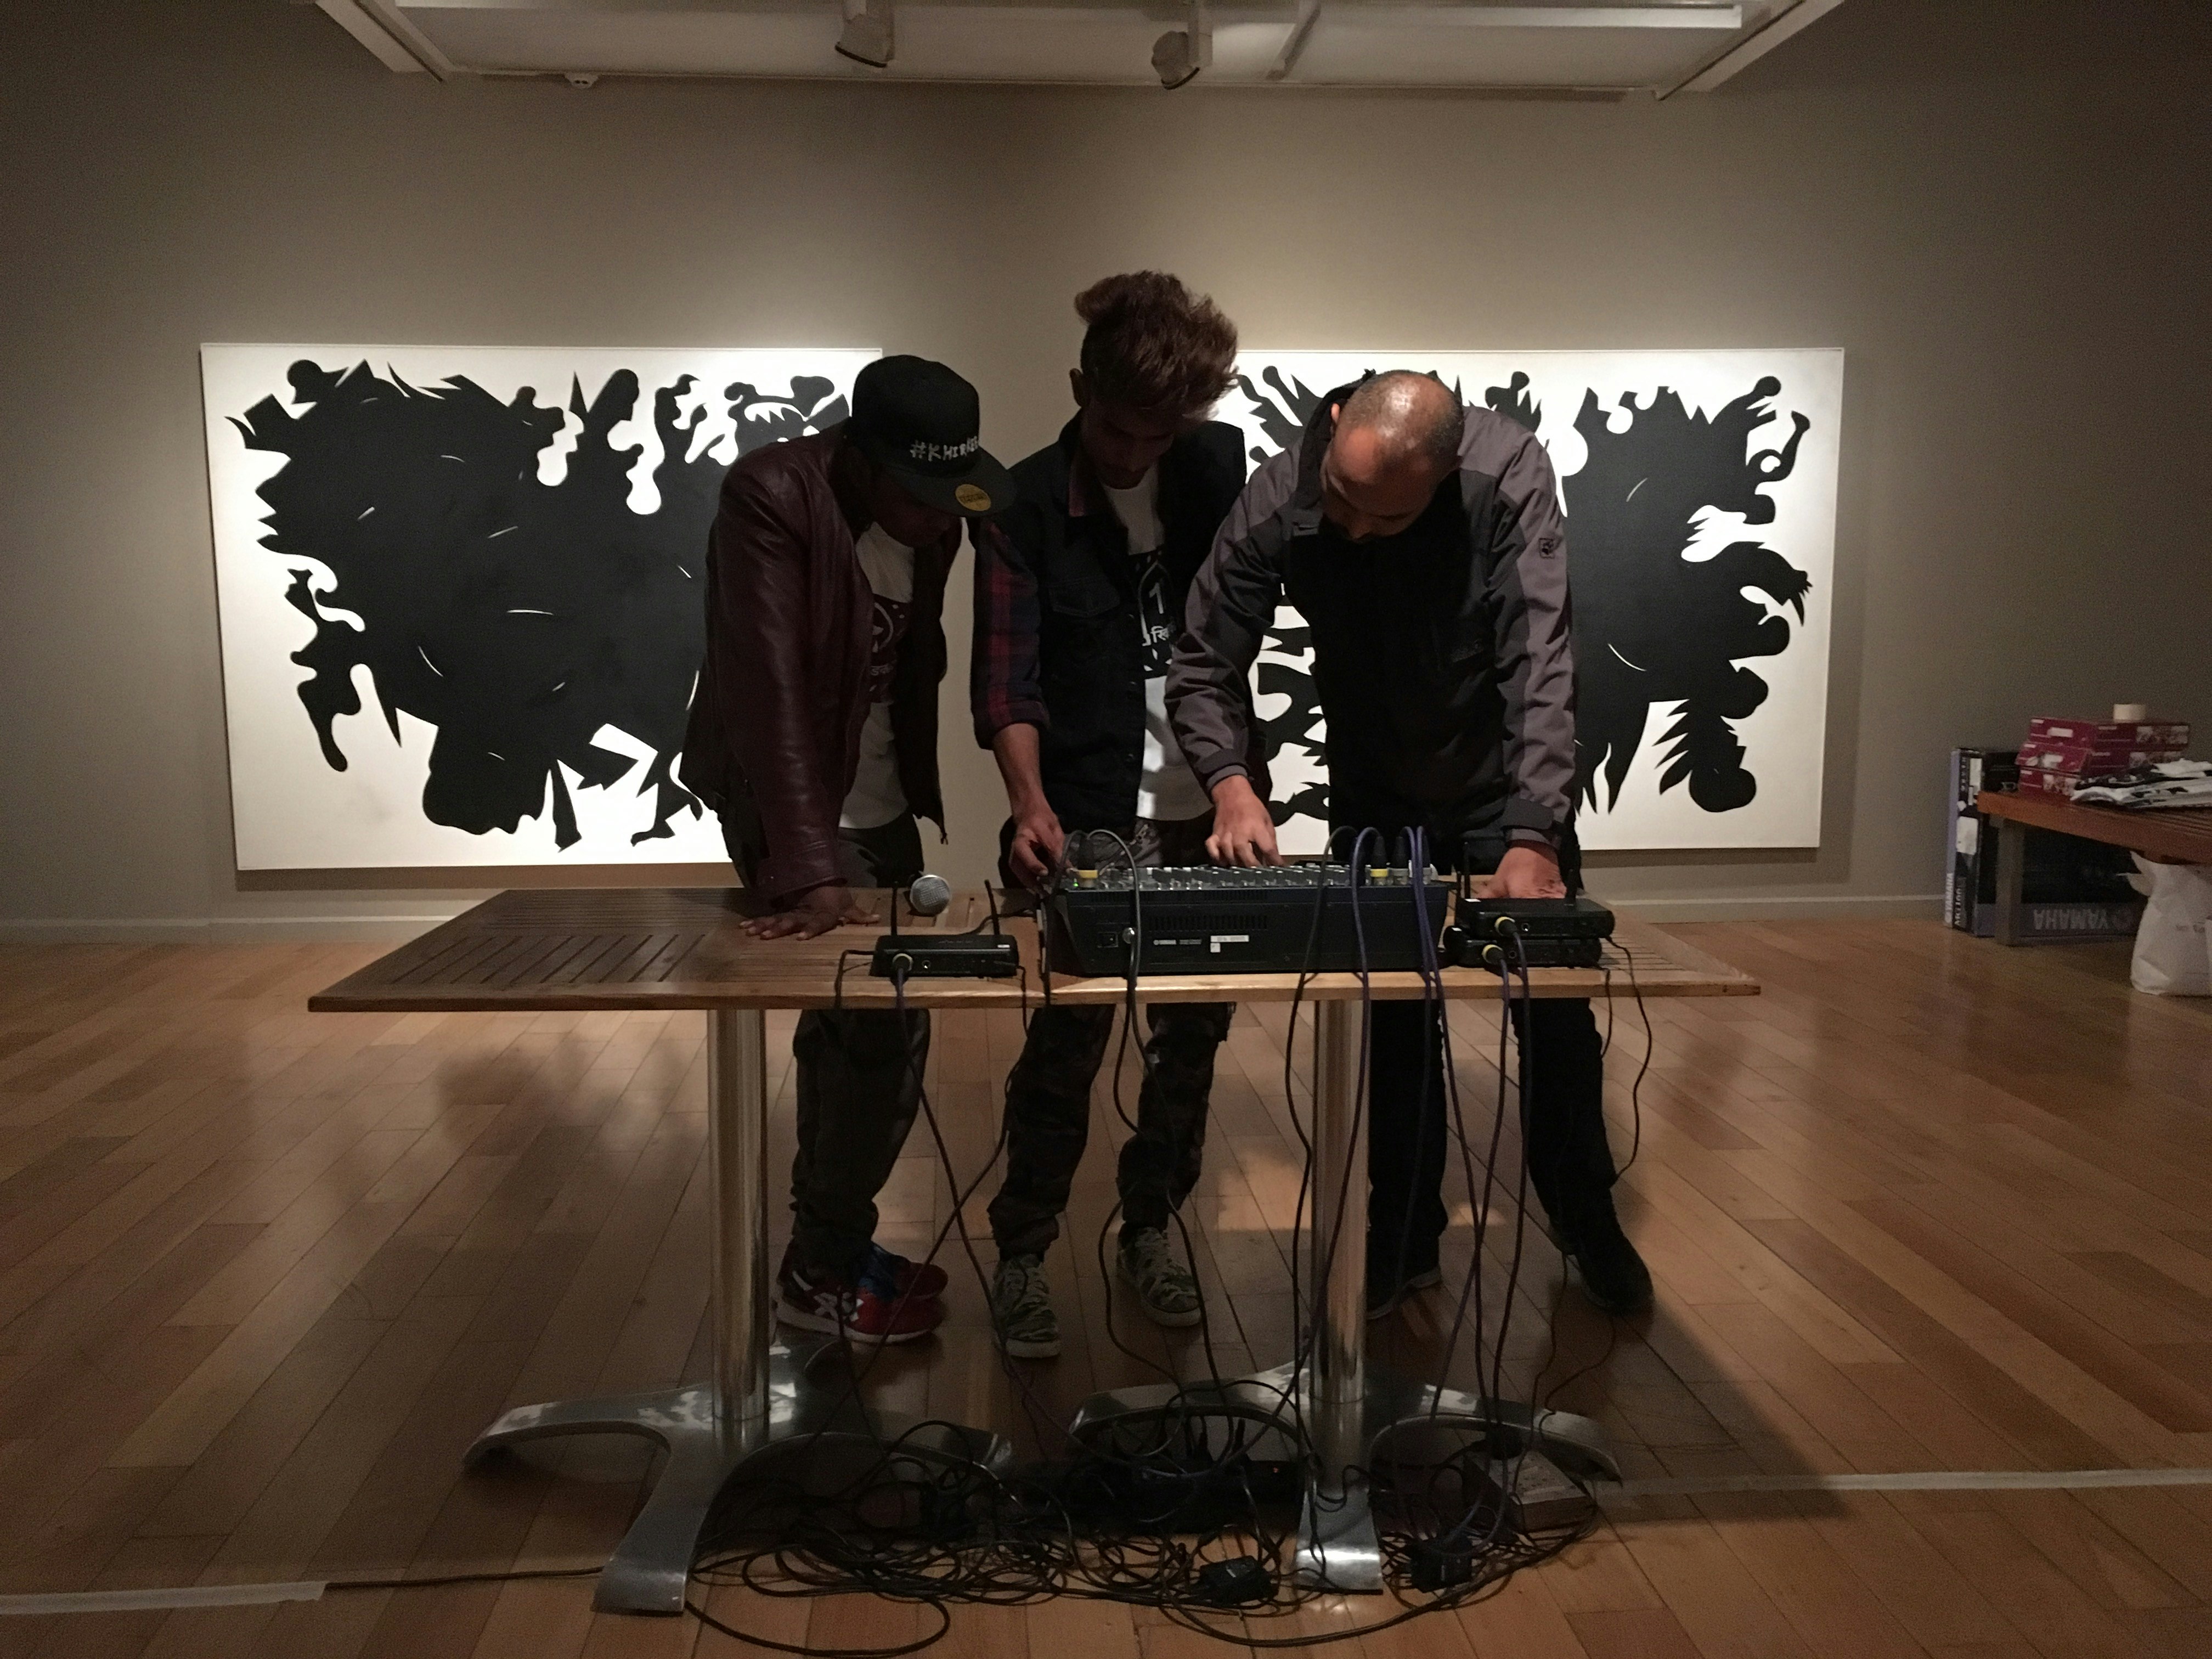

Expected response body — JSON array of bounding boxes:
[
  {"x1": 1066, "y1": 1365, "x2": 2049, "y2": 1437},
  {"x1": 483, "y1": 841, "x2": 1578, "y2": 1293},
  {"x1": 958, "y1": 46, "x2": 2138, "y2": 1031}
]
[
  {"x1": 870, "y1": 876, "x2": 1020, "y2": 980},
  {"x1": 1437, "y1": 828, "x2": 1616, "y2": 972},
  {"x1": 1442, "y1": 894, "x2": 1616, "y2": 971}
]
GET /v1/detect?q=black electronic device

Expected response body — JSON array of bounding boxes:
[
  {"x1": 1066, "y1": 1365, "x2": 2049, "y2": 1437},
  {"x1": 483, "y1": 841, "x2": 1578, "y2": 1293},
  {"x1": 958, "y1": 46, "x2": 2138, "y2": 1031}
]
[
  {"x1": 870, "y1": 877, "x2": 1020, "y2": 980},
  {"x1": 1046, "y1": 862, "x2": 1453, "y2": 977},
  {"x1": 1442, "y1": 894, "x2": 1616, "y2": 972},
  {"x1": 1193, "y1": 1558, "x2": 1276, "y2": 1608},
  {"x1": 870, "y1": 933, "x2": 1020, "y2": 979}
]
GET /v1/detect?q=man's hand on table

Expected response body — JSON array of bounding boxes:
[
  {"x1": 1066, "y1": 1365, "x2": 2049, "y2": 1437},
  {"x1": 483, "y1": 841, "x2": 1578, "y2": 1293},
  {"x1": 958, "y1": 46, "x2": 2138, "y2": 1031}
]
[
  {"x1": 1475, "y1": 843, "x2": 1567, "y2": 900},
  {"x1": 742, "y1": 883, "x2": 878, "y2": 940},
  {"x1": 1205, "y1": 775, "x2": 1284, "y2": 867}
]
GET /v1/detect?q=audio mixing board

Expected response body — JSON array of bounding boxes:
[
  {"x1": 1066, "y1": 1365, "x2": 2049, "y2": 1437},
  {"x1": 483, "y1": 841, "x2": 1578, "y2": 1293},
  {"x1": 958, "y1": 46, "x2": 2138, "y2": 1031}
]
[{"x1": 1045, "y1": 863, "x2": 1455, "y2": 977}]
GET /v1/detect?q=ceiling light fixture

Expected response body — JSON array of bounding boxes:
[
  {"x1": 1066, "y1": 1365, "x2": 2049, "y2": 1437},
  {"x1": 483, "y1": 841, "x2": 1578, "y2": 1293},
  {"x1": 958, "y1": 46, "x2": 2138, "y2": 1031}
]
[
  {"x1": 1152, "y1": 0, "x2": 1211, "y2": 88},
  {"x1": 837, "y1": 0, "x2": 894, "y2": 68}
]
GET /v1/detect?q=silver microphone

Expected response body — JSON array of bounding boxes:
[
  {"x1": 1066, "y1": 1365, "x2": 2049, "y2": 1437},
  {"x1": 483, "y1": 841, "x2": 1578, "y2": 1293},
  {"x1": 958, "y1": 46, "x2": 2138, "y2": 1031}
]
[{"x1": 906, "y1": 873, "x2": 952, "y2": 917}]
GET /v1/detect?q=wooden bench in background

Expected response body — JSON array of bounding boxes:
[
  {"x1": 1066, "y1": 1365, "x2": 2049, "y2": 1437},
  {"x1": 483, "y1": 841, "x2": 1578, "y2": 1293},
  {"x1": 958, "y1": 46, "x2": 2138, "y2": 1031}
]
[{"x1": 1976, "y1": 790, "x2": 2212, "y2": 946}]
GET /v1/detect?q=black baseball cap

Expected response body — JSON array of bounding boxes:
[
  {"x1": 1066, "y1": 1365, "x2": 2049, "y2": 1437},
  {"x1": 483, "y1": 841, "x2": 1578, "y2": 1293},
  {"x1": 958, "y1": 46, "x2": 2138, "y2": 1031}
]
[{"x1": 845, "y1": 355, "x2": 1013, "y2": 518}]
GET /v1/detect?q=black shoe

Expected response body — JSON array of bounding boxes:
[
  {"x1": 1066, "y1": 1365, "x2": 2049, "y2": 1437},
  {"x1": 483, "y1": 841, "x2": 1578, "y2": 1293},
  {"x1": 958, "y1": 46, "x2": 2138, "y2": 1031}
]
[
  {"x1": 1364, "y1": 1247, "x2": 1443, "y2": 1322},
  {"x1": 1560, "y1": 1211, "x2": 1654, "y2": 1317}
]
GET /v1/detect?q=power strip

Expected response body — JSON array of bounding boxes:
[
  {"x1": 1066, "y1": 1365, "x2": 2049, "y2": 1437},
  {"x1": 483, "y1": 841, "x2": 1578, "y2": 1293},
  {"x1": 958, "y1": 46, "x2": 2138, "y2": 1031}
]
[{"x1": 1472, "y1": 1448, "x2": 1594, "y2": 1533}]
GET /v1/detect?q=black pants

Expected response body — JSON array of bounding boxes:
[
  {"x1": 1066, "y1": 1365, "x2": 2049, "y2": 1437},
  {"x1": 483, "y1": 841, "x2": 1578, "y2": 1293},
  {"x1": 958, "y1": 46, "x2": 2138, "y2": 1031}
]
[
  {"x1": 721, "y1": 798, "x2": 927, "y2": 1277},
  {"x1": 1366, "y1": 993, "x2": 1616, "y2": 1276},
  {"x1": 988, "y1": 814, "x2": 1231, "y2": 1259},
  {"x1": 1335, "y1": 800, "x2": 1621, "y2": 1278}
]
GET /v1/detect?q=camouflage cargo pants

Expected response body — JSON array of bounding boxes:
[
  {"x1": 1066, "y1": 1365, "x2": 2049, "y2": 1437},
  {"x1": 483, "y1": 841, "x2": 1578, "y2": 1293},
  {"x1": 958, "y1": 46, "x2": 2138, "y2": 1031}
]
[{"x1": 987, "y1": 815, "x2": 1233, "y2": 1259}]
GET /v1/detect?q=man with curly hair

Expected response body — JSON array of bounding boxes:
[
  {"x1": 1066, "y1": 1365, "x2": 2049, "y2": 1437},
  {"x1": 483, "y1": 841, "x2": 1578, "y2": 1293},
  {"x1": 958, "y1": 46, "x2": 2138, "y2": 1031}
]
[{"x1": 970, "y1": 273, "x2": 1260, "y2": 1358}]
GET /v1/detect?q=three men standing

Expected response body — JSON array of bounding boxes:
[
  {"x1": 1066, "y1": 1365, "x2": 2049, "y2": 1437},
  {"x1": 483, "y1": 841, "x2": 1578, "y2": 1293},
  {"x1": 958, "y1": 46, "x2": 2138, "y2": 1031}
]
[{"x1": 686, "y1": 301, "x2": 1651, "y2": 1364}]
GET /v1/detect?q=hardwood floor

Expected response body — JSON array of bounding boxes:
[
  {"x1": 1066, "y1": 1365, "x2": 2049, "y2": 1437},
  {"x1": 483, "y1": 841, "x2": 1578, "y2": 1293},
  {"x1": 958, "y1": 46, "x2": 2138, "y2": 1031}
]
[{"x1": 0, "y1": 922, "x2": 2207, "y2": 1657}]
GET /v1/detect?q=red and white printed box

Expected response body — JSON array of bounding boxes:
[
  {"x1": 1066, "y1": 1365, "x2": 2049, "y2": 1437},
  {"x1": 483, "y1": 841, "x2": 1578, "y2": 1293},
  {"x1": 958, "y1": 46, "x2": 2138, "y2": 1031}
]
[
  {"x1": 2015, "y1": 768, "x2": 2084, "y2": 799},
  {"x1": 2027, "y1": 716, "x2": 2190, "y2": 749},
  {"x1": 2018, "y1": 738, "x2": 2188, "y2": 777}
]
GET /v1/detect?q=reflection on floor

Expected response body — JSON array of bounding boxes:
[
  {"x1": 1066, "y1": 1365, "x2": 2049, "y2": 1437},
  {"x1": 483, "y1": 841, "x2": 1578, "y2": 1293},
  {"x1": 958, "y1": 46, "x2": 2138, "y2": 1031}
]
[{"x1": 0, "y1": 921, "x2": 2207, "y2": 1656}]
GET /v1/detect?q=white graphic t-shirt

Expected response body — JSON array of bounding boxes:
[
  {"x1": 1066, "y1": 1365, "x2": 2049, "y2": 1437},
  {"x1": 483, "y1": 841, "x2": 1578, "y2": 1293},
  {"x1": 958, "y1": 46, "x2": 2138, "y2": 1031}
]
[
  {"x1": 1101, "y1": 469, "x2": 1211, "y2": 822},
  {"x1": 839, "y1": 523, "x2": 916, "y2": 830}
]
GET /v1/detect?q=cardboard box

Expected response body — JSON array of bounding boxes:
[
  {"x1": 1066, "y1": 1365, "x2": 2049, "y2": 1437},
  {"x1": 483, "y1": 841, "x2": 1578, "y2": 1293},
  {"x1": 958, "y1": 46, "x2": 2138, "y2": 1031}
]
[
  {"x1": 2027, "y1": 716, "x2": 2190, "y2": 749},
  {"x1": 2018, "y1": 739, "x2": 2188, "y2": 776},
  {"x1": 2016, "y1": 766, "x2": 2083, "y2": 798}
]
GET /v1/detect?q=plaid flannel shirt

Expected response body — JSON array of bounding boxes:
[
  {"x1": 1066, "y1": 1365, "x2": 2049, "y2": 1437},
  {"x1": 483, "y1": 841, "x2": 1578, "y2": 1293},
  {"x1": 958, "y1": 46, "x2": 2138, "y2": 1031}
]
[{"x1": 970, "y1": 511, "x2": 1052, "y2": 748}]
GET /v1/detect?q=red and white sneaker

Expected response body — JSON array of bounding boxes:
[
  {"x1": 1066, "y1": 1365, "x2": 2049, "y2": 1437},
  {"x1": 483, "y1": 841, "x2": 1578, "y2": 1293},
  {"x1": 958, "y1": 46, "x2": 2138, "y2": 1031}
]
[
  {"x1": 867, "y1": 1242, "x2": 949, "y2": 1300},
  {"x1": 775, "y1": 1250, "x2": 944, "y2": 1345}
]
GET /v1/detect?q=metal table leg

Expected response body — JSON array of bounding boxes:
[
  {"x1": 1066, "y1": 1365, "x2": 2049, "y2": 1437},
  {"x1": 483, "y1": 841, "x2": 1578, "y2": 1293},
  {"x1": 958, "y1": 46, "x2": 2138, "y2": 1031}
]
[
  {"x1": 1066, "y1": 996, "x2": 1616, "y2": 1593},
  {"x1": 1994, "y1": 817, "x2": 2027, "y2": 944},
  {"x1": 465, "y1": 1008, "x2": 1009, "y2": 1616},
  {"x1": 1296, "y1": 997, "x2": 1381, "y2": 1589}
]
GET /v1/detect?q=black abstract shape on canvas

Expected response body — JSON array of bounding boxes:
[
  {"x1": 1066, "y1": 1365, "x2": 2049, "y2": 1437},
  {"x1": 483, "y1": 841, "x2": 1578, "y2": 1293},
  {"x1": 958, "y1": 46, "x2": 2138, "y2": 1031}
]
[
  {"x1": 1566, "y1": 377, "x2": 1810, "y2": 814},
  {"x1": 1235, "y1": 366, "x2": 1812, "y2": 829},
  {"x1": 1256, "y1": 625, "x2": 1331, "y2": 833},
  {"x1": 1485, "y1": 373, "x2": 1541, "y2": 433},
  {"x1": 1237, "y1": 366, "x2": 1327, "y2": 469},
  {"x1": 234, "y1": 361, "x2": 846, "y2": 848},
  {"x1": 1233, "y1": 370, "x2": 1330, "y2": 828}
]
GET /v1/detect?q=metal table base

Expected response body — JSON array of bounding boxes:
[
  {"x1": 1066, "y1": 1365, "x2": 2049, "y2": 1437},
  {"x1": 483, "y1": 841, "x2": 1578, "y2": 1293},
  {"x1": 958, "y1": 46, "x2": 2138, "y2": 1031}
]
[
  {"x1": 462, "y1": 1009, "x2": 1010, "y2": 1616},
  {"x1": 1068, "y1": 998, "x2": 1616, "y2": 1591},
  {"x1": 466, "y1": 1338, "x2": 1006, "y2": 1615}
]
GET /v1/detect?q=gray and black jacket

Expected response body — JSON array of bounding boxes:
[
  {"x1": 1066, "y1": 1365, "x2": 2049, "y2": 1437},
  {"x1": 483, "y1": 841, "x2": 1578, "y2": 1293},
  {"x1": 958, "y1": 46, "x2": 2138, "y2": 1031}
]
[{"x1": 1165, "y1": 383, "x2": 1576, "y2": 845}]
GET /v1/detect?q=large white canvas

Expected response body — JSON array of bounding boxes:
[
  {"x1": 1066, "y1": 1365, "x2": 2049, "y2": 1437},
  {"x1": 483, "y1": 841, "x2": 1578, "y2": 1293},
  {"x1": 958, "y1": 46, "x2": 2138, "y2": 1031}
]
[
  {"x1": 204, "y1": 344, "x2": 878, "y2": 870},
  {"x1": 1217, "y1": 349, "x2": 1843, "y2": 853}
]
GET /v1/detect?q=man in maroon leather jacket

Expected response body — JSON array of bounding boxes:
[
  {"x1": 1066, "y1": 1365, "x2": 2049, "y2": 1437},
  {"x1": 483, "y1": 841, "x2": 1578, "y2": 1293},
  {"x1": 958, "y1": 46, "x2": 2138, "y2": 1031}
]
[{"x1": 680, "y1": 356, "x2": 1010, "y2": 1345}]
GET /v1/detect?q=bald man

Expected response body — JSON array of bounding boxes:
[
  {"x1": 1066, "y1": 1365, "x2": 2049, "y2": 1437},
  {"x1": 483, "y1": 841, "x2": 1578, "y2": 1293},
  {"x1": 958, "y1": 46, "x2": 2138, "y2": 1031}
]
[{"x1": 1166, "y1": 371, "x2": 1651, "y2": 1319}]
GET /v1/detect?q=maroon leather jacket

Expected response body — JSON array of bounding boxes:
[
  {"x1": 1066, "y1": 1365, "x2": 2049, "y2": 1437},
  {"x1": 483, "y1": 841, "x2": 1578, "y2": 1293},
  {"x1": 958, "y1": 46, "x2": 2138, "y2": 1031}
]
[{"x1": 680, "y1": 428, "x2": 958, "y2": 904}]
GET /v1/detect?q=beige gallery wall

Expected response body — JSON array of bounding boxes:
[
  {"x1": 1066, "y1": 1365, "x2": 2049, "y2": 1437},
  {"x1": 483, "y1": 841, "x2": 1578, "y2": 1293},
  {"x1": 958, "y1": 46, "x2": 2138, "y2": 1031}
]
[{"x1": 1, "y1": 0, "x2": 2208, "y2": 938}]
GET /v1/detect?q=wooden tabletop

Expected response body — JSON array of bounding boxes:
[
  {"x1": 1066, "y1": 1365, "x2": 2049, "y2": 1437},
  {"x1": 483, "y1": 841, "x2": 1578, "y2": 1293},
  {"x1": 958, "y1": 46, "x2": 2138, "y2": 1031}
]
[
  {"x1": 1977, "y1": 789, "x2": 2212, "y2": 865},
  {"x1": 307, "y1": 887, "x2": 1757, "y2": 1014}
]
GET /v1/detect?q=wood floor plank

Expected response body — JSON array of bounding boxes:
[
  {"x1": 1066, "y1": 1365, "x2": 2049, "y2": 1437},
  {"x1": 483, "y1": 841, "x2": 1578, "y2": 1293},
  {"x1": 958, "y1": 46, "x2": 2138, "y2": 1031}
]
[
  {"x1": 1561, "y1": 1606, "x2": 1698, "y2": 1658},
  {"x1": 1907, "y1": 1505, "x2": 2145, "y2": 1658},
  {"x1": 695, "y1": 1579, "x2": 812, "y2": 1658},
  {"x1": 1847, "y1": 1192, "x2": 2212, "y2": 1433},
  {"x1": 1450, "y1": 1566, "x2": 1593, "y2": 1658},
  {"x1": 1738, "y1": 1218, "x2": 2125, "y2": 1470},
  {"x1": 133, "y1": 1304, "x2": 389, "y2": 1537},
  {"x1": 1987, "y1": 1489, "x2": 2196, "y2": 1614},
  {"x1": 2074, "y1": 1486, "x2": 2212, "y2": 1602},
  {"x1": 189, "y1": 1295, "x2": 486, "y2": 1582},
  {"x1": 466, "y1": 1577, "x2": 599, "y2": 1659}
]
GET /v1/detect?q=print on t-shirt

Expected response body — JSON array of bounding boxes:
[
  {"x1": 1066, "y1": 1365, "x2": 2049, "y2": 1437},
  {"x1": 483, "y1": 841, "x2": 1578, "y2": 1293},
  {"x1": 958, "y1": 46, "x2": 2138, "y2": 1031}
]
[
  {"x1": 840, "y1": 524, "x2": 918, "y2": 831},
  {"x1": 1102, "y1": 468, "x2": 1211, "y2": 823},
  {"x1": 1136, "y1": 554, "x2": 1173, "y2": 676},
  {"x1": 863, "y1": 590, "x2": 913, "y2": 705}
]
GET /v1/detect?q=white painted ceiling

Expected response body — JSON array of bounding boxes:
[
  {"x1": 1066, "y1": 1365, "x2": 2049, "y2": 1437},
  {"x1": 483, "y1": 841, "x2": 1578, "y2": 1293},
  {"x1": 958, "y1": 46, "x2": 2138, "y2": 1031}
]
[{"x1": 314, "y1": 0, "x2": 1849, "y2": 93}]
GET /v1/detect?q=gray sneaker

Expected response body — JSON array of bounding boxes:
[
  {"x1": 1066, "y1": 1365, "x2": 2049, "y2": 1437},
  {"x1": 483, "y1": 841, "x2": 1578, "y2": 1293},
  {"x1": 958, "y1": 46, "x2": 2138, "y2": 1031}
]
[
  {"x1": 1117, "y1": 1228, "x2": 1203, "y2": 1328},
  {"x1": 991, "y1": 1255, "x2": 1060, "y2": 1359}
]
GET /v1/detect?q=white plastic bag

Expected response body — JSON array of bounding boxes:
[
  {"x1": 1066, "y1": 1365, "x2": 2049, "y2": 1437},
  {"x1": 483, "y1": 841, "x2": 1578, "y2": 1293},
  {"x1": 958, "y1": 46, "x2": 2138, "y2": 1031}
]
[{"x1": 2130, "y1": 856, "x2": 2212, "y2": 996}]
